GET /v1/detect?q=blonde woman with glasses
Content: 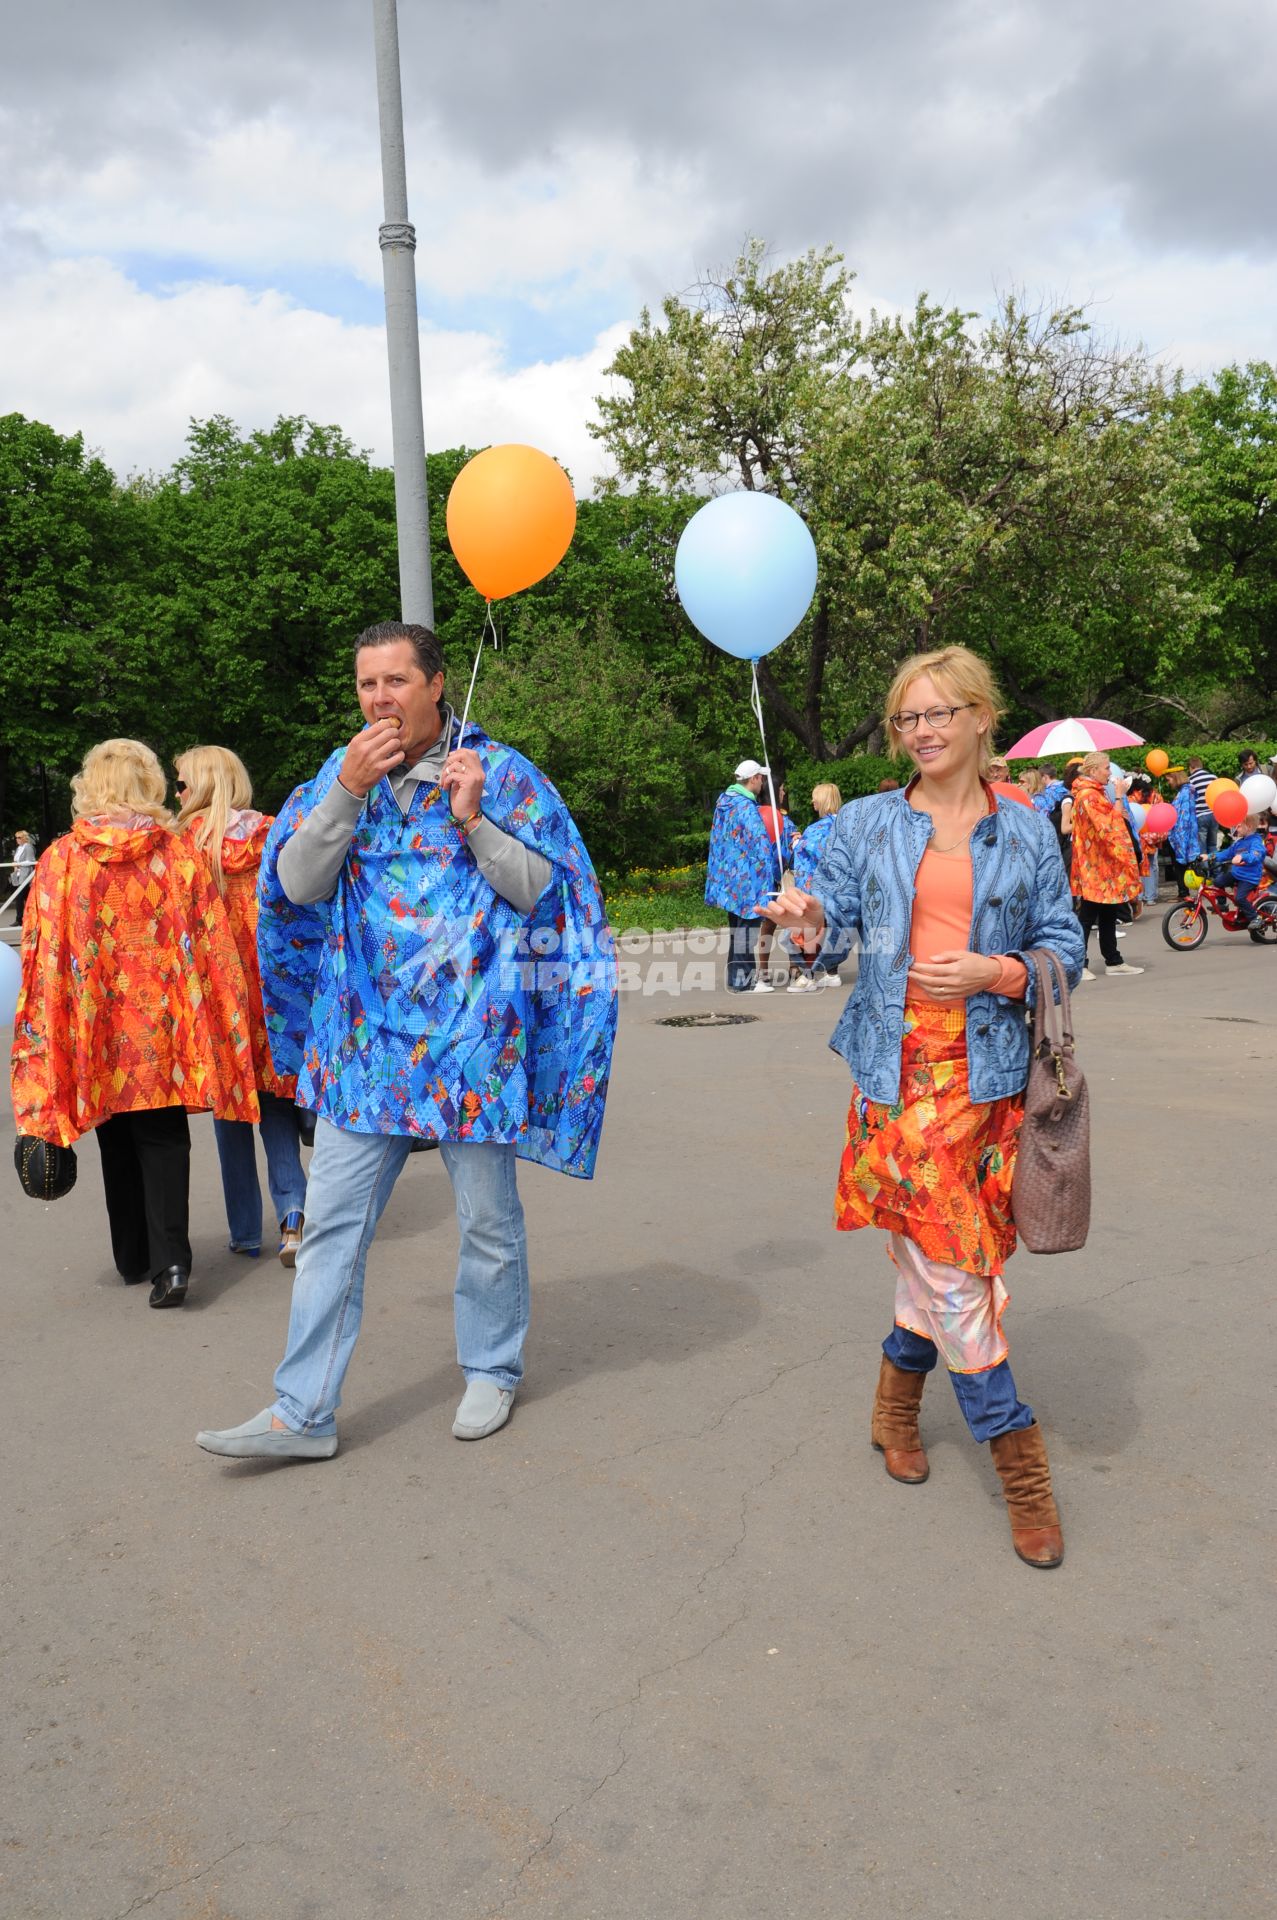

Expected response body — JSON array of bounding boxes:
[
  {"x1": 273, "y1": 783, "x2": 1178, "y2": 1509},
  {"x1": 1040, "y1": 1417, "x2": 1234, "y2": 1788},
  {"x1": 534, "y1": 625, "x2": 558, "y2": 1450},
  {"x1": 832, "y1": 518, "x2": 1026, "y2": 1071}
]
[
  {"x1": 176, "y1": 747, "x2": 308, "y2": 1266},
  {"x1": 761, "y1": 648, "x2": 1083, "y2": 1569}
]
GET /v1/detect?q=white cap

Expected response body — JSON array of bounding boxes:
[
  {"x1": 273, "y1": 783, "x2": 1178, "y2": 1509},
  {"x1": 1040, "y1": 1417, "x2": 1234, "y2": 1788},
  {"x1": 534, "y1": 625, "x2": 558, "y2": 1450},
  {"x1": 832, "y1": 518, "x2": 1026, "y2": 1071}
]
[{"x1": 734, "y1": 759, "x2": 768, "y2": 779}]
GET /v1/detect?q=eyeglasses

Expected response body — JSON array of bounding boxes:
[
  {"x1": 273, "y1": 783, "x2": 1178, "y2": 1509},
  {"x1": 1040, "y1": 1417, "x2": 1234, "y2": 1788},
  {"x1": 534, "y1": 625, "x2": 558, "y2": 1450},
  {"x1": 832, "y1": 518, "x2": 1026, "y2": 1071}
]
[
  {"x1": 889, "y1": 703, "x2": 976, "y2": 734},
  {"x1": 174, "y1": 779, "x2": 187, "y2": 793}
]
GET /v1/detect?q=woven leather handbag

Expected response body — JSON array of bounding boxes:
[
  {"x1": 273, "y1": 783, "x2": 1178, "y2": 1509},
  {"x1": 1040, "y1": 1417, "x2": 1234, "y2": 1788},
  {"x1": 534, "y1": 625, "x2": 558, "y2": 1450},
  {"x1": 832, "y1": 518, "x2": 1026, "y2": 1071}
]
[
  {"x1": 1010, "y1": 948, "x2": 1090, "y2": 1253},
  {"x1": 14, "y1": 1134, "x2": 78, "y2": 1202}
]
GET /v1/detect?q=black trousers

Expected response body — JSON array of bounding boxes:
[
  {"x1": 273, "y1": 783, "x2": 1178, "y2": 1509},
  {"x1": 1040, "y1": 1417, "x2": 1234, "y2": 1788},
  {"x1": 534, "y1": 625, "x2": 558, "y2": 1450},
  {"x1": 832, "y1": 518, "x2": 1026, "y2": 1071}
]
[
  {"x1": 96, "y1": 1107, "x2": 192, "y2": 1279},
  {"x1": 1077, "y1": 899, "x2": 1122, "y2": 968}
]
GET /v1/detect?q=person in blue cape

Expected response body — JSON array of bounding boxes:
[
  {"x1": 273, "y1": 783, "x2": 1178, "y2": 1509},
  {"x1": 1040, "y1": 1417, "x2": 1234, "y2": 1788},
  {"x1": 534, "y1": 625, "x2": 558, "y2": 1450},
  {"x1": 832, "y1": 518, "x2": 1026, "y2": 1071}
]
[
  {"x1": 197, "y1": 622, "x2": 617, "y2": 1462},
  {"x1": 787, "y1": 782, "x2": 849, "y2": 992},
  {"x1": 1166, "y1": 767, "x2": 1201, "y2": 897},
  {"x1": 706, "y1": 759, "x2": 780, "y2": 992},
  {"x1": 1033, "y1": 769, "x2": 1068, "y2": 816}
]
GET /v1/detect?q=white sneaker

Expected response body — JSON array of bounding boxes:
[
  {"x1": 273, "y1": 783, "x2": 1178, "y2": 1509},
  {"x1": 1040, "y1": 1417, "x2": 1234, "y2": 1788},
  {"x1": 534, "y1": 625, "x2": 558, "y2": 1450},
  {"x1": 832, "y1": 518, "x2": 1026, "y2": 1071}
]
[
  {"x1": 786, "y1": 974, "x2": 819, "y2": 992},
  {"x1": 751, "y1": 977, "x2": 776, "y2": 993},
  {"x1": 1081, "y1": 967, "x2": 1095, "y2": 981},
  {"x1": 1115, "y1": 927, "x2": 1129, "y2": 938},
  {"x1": 452, "y1": 1380, "x2": 515, "y2": 1440},
  {"x1": 817, "y1": 971, "x2": 843, "y2": 987},
  {"x1": 1107, "y1": 962, "x2": 1144, "y2": 975}
]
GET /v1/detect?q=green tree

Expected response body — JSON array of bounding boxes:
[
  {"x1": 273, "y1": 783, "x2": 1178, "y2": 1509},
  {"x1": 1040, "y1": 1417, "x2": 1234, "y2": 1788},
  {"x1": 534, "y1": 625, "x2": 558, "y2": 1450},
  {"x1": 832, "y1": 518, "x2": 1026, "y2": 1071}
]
[
  {"x1": 144, "y1": 414, "x2": 400, "y2": 807},
  {"x1": 1168, "y1": 364, "x2": 1277, "y2": 736},
  {"x1": 0, "y1": 412, "x2": 161, "y2": 836},
  {"x1": 593, "y1": 244, "x2": 1199, "y2": 758}
]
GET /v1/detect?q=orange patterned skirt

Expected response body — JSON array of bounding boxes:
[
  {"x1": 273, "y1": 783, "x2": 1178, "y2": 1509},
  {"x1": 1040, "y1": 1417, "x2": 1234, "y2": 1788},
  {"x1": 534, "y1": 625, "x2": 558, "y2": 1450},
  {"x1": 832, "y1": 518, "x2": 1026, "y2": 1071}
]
[{"x1": 834, "y1": 999, "x2": 1023, "y2": 1278}]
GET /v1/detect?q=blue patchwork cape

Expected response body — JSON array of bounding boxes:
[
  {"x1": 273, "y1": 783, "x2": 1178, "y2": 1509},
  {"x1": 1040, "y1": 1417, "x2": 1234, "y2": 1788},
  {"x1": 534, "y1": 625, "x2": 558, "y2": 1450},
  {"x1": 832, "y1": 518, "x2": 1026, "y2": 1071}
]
[
  {"x1": 257, "y1": 720, "x2": 617, "y2": 1178},
  {"x1": 705, "y1": 789, "x2": 778, "y2": 917},
  {"x1": 1168, "y1": 783, "x2": 1201, "y2": 863},
  {"x1": 792, "y1": 815, "x2": 836, "y2": 893}
]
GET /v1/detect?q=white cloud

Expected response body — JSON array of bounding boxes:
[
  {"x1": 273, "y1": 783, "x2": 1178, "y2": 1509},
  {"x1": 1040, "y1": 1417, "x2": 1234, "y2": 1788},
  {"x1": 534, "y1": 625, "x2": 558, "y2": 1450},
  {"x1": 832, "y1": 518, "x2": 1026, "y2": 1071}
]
[
  {"x1": 0, "y1": 256, "x2": 626, "y2": 488},
  {"x1": 10, "y1": 109, "x2": 709, "y2": 309},
  {"x1": 2, "y1": 0, "x2": 1276, "y2": 486}
]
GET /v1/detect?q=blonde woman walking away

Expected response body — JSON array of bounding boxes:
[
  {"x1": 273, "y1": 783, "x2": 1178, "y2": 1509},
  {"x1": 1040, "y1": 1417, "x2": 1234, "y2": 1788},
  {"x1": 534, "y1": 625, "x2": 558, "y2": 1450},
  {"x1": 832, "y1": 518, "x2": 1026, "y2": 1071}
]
[
  {"x1": 11, "y1": 740, "x2": 256, "y2": 1306},
  {"x1": 177, "y1": 747, "x2": 308, "y2": 1266}
]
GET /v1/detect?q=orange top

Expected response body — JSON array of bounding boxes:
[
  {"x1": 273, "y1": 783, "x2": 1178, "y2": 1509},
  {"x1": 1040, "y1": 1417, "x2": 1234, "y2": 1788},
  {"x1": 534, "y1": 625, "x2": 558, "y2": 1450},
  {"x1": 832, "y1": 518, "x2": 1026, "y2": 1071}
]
[
  {"x1": 991, "y1": 781, "x2": 1034, "y2": 809},
  {"x1": 907, "y1": 847, "x2": 1028, "y2": 1004}
]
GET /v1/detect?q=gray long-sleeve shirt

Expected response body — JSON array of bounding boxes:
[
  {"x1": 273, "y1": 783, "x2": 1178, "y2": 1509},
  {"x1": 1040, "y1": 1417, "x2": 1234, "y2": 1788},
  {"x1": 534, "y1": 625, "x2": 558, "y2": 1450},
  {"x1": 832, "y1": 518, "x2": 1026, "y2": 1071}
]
[{"x1": 276, "y1": 711, "x2": 553, "y2": 915}]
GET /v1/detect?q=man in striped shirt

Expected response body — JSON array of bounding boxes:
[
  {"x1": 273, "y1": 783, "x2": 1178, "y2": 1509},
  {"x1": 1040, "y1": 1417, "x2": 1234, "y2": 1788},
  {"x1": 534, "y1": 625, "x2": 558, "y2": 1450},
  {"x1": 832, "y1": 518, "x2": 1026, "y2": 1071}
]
[{"x1": 1186, "y1": 755, "x2": 1218, "y2": 856}]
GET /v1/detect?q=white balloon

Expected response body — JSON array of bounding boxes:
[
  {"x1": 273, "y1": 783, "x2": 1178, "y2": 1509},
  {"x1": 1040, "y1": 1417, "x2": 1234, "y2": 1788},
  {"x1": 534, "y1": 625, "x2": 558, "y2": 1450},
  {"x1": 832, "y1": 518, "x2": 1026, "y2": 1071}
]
[
  {"x1": 1239, "y1": 773, "x2": 1277, "y2": 814},
  {"x1": 0, "y1": 942, "x2": 20, "y2": 1026}
]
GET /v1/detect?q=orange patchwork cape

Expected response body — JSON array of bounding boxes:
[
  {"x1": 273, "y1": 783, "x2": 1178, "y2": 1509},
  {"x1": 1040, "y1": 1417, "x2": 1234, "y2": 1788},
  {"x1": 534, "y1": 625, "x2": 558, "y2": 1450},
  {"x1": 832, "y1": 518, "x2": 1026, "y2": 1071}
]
[
  {"x1": 10, "y1": 819, "x2": 259, "y2": 1147},
  {"x1": 185, "y1": 816, "x2": 295, "y2": 1101},
  {"x1": 1069, "y1": 779, "x2": 1140, "y2": 905}
]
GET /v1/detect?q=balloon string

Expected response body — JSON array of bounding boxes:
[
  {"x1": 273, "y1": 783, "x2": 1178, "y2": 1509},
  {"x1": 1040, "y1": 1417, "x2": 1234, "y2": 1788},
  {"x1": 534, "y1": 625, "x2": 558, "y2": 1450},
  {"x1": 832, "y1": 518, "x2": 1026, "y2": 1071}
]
[
  {"x1": 458, "y1": 600, "x2": 498, "y2": 738},
  {"x1": 750, "y1": 659, "x2": 786, "y2": 890}
]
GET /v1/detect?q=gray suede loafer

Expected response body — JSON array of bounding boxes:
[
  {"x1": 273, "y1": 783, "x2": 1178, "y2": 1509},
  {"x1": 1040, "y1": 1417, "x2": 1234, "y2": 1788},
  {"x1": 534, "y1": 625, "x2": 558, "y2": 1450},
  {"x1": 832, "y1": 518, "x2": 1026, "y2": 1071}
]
[
  {"x1": 196, "y1": 1408, "x2": 338, "y2": 1461},
  {"x1": 452, "y1": 1380, "x2": 515, "y2": 1440}
]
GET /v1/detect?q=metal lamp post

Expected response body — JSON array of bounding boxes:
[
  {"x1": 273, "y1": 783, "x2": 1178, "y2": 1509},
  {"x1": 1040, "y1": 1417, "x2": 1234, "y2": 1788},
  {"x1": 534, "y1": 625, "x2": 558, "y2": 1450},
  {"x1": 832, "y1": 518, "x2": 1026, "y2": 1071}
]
[{"x1": 372, "y1": 0, "x2": 434, "y2": 626}]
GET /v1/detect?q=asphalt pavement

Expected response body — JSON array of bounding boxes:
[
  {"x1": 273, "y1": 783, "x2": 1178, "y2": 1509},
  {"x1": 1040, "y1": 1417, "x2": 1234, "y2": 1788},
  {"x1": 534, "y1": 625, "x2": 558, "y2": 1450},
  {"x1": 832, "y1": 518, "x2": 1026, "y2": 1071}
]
[{"x1": 3, "y1": 907, "x2": 1273, "y2": 1920}]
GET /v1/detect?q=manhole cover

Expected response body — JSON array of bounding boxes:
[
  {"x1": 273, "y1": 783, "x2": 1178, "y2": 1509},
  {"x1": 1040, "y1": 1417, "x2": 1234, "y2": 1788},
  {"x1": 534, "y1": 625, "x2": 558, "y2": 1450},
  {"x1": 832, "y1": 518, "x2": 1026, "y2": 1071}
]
[{"x1": 656, "y1": 1012, "x2": 759, "y2": 1028}]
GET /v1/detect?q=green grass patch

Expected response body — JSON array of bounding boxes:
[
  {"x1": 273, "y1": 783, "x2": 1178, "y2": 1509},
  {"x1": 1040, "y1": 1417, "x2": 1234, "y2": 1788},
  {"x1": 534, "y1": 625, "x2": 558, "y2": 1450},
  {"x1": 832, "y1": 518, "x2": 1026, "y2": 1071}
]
[{"x1": 599, "y1": 863, "x2": 727, "y2": 932}]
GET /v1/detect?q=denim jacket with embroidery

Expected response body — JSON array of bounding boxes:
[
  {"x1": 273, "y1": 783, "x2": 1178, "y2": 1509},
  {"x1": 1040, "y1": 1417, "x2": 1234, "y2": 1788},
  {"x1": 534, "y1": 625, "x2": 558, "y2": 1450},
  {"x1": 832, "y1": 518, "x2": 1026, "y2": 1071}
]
[{"x1": 809, "y1": 788, "x2": 1085, "y2": 1106}]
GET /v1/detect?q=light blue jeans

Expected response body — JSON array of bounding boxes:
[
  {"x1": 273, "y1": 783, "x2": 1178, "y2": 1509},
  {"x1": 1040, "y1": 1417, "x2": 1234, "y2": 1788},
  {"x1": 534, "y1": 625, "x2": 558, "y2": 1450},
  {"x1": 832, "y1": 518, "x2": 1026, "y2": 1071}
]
[
  {"x1": 213, "y1": 1092, "x2": 308, "y2": 1251},
  {"x1": 271, "y1": 1119, "x2": 529, "y2": 1434}
]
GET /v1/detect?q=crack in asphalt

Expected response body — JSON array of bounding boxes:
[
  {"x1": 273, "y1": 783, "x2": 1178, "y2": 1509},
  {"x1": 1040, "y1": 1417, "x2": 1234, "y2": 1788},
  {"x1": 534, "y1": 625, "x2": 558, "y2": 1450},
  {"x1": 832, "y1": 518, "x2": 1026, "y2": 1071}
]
[
  {"x1": 492, "y1": 1332, "x2": 861, "y2": 1515},
  {"x1": 485, "y1": 1429, "x2": 819, "y2": 1916},
  {"x1": 102, "y1": 1812, "x2": 321, "y2": 1920}
]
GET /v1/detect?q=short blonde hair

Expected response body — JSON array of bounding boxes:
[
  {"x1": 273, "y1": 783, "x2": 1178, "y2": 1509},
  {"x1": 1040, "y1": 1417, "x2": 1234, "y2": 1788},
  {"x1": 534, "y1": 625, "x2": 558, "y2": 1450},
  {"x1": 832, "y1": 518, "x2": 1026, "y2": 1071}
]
[
  {"x1": 810, "y1": 782, "x2": 842, "y2": 816},
  {"x1": 1080, "y1": 751, "x2": 1110, "y2": 780},
  {"x1": 883, "y1": 646, "x2": 1006, "y2": 772},
  {"x1": 71, "y1": 739, "x2": 172, "y2": 827},
  {"x1": 176, "y1": 745, "x2": 254, "y2": 894}
]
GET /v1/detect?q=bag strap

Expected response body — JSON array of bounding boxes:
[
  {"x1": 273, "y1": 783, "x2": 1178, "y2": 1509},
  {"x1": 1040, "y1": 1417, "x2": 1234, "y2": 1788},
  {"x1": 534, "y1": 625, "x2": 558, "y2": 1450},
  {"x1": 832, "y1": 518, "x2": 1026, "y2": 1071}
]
[
  {"x1": 1024, "y1": 947, "x2": 1074, "y2": 1055},
  {"x1": 1043, "y1": 948, "x2": 1076, "y2": 1050}
]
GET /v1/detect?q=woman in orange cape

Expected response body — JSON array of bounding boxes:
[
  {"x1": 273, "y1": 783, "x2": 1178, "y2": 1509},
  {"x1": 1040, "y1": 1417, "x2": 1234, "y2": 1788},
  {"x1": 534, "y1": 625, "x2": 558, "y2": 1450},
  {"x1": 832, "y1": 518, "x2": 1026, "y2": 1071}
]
[
  {"x1": 11, "y1": 739, "x2": 257, "y2": 1307},
  {"x1": 176, "y1": 747, "x2": 307, "y2": 1267},
  {"x1": 1068, "y1": 750, "x2": 1143, "y2": 979}
]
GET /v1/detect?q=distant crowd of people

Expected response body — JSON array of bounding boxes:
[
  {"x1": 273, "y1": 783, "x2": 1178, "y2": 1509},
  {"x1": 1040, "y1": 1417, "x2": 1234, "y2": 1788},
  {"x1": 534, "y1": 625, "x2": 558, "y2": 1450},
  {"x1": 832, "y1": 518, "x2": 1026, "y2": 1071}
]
[{"x1": 707, "y1": 744, "x2": 1277, "y2": 989}]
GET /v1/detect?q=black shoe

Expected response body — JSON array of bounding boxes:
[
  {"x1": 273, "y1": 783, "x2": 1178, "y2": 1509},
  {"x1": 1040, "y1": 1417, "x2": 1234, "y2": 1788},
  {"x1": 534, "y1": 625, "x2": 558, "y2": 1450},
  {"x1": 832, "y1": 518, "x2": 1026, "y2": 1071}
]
[{"x1": 149, "y1": 1266, "x2": 189, "y2": 1309}]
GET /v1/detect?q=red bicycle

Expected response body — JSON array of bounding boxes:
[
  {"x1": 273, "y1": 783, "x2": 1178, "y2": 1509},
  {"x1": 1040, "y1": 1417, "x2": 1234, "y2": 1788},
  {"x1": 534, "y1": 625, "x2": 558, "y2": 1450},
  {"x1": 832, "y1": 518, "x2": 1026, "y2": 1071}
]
[{"x1": 1162, "y1": 875, "x2": 1277, "y2": 949}]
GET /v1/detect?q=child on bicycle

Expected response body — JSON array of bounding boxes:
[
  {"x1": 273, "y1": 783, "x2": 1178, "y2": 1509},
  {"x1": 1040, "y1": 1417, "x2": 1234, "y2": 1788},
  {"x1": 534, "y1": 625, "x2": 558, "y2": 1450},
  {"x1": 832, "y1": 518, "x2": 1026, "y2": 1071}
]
[{"x1": 1212, "y1": 816, "x2": 1267, "y2": 924}]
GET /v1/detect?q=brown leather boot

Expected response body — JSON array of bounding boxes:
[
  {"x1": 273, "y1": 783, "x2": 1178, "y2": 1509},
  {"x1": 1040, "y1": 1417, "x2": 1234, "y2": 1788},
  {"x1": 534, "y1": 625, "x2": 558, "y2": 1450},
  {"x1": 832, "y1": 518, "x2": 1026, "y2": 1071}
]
[
  {"x1": 989, "y1": 1421, "x2": 1064, "y2": 1568},
  {"x1": 870, "y1": 1356, "x2": 929, "y2": 1483}
]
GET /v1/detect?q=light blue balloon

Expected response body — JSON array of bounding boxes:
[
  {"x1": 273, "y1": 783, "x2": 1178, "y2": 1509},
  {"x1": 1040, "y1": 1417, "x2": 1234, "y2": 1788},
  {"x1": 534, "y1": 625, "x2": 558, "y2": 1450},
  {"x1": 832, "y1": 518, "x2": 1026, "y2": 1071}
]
[
  {"x1": 1128, "y1": 801, "x2": 1147, "y2": 830},
  {"x1": 675, "y1": 492, "x2": 818, "y2": 660},
  {"x1": 0, "y1": 942, "x2": 20, "y2": 1027}
]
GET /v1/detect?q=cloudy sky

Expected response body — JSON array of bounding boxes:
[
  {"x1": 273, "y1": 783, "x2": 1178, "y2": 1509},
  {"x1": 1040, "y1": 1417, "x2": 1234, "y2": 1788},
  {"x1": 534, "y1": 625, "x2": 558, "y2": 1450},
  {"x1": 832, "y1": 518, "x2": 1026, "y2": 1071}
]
[{"x1": 3, "y1": 0, "x2": 1274, "y2": 490}]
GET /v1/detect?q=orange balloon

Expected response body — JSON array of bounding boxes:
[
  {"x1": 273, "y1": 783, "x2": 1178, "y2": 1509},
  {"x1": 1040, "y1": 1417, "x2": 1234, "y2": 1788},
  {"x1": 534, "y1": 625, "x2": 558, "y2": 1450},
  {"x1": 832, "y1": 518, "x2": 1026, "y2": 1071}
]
[
  {"x1": 1204, "y1": 777, "x2": 1239, "y2": 809},
  {"x1": 446, "y1": 444, "x2": 576, "y2": 600},
  {"x1": 1213, "y1": 788, "x2": 1249, "y2": 828},
  {"x1": 1144, "y1": 749, "x2": 1169, "y2": 776}
]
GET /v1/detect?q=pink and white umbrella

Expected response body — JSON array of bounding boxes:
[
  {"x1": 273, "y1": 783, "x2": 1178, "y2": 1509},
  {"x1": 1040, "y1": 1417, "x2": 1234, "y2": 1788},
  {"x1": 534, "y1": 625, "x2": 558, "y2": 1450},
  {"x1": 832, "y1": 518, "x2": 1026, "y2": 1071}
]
[{"x1": 1004, "y1": 717, "x2": 1145, "y2": 759}]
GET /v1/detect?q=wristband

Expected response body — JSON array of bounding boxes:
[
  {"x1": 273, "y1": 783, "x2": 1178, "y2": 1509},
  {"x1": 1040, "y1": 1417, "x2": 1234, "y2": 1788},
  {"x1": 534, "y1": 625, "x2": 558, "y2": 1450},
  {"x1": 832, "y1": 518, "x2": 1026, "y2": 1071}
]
[{"x1": 456, "y1": 810, "x2": 483, "y2": 835}]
